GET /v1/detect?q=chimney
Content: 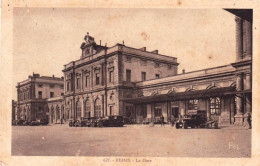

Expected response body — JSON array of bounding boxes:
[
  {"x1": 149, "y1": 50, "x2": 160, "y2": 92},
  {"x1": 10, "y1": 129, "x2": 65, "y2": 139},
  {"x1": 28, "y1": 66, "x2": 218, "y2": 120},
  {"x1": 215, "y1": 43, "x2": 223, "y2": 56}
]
[
  {"x1": 123, "y1": 40, "x2": 124, "y2": 45},
  {"x1": 140, "y1": 47, "x2": 146, "y2": 51},
  {"x1": 182, "y1": 69, "x2": 185, "y2": 74},
  {"x1": 52, "y1": 75, "x2": 55, "y2": 78},
  {"x1": 100, "y1": 40, "x2": 101, "y2": 45},
  {"x1": 151, "y1": 50, "x2": 158, "y2": 54}
]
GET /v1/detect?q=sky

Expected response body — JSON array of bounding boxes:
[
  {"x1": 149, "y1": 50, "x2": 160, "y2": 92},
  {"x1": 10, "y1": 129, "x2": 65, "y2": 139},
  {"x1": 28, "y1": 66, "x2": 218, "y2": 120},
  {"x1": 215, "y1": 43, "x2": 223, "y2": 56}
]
[{"x1": 13, "y1": 8, "x2": 236, "y2": 99}]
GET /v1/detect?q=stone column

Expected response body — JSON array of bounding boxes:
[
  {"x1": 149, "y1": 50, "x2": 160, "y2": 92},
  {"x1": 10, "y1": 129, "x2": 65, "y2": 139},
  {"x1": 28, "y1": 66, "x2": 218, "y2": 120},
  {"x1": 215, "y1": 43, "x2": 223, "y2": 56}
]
[
  {"x1": 81, "y1": 98, "x2": 84, "y2": 118},
  {"x1": 234, "y1": 73, "x2": 243, "y2": 125},
  {"x1": 245, "y1": 72, "x2": 252, "y2": 114},
  {"x1": 235, "y1": 16, "x2": 243, "y2": 61},
  {"x1": 243, "y1": 20, "x2": 252, "y2": 58},
  {"x1": 101, "y1": 95, "x2": 105, "y2": 117}
]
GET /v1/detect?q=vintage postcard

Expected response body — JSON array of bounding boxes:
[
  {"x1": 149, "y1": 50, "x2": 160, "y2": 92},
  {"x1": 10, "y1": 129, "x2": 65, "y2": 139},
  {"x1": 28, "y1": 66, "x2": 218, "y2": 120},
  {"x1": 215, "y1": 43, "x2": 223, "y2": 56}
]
[{"x1": 0, "y1": 0, "x2": 260, "y2": 166}]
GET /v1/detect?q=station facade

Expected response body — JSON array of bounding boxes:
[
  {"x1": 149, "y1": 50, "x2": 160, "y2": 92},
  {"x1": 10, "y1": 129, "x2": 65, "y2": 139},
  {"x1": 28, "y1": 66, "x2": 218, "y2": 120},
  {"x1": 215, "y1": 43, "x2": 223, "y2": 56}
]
[
  {"x1": 13, "y1": 73, "x2": 64, "y2": 123},
  {"x1": 12, "y1": 10, "x2": 252, "y2": 125}
]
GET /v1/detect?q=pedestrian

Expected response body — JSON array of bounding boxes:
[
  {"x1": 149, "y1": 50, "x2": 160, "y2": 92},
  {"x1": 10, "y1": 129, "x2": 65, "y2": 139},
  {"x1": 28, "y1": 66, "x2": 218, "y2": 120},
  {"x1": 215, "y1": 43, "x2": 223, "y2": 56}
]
[
  {"x1": 160, "y1": 115, "x2": 164, "y2": 127},
  {"x1": 171, "y1": 116, "x2": 175, "y2": 127},
  {"x1": 247, "y1": 112, "x2": 252, "y2": 129}
]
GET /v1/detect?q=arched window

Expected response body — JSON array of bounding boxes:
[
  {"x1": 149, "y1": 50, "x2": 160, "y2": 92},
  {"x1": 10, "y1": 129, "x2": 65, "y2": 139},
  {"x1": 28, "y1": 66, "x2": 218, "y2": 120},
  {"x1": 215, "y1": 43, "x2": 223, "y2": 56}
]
[
  {"x1": 84, "y1": 100, "x2": 91, "y2": 118},
  {"x1": 188, "y1": 99, "x2": 198, "y2": 110},
  {"x1": 94, "y1": 98, "x2": 102, "y2": 117},
  {"x1": 76, "y1": 100, "x2": 82, "y2": 119},
  {"x1": 210, "y1": 97, "x2": 221, "y2": 115}
]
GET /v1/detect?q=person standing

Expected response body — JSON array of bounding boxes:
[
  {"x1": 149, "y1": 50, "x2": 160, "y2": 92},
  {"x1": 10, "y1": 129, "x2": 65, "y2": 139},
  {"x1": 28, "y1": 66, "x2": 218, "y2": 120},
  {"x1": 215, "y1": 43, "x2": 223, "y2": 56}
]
[
  {"x1": 160, "y1": 115, "x2": 164, "y2": 127},
  {"x1": 247, "y1": 112, "x2": 252, "y2": 129}
]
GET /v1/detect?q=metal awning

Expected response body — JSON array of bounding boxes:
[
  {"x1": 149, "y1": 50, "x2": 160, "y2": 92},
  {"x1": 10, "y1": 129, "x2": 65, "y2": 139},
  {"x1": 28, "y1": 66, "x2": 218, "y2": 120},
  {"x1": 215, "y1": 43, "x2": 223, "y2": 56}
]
[{"x1": 121, "y1": 87, "x2": 237, "y2": 104}]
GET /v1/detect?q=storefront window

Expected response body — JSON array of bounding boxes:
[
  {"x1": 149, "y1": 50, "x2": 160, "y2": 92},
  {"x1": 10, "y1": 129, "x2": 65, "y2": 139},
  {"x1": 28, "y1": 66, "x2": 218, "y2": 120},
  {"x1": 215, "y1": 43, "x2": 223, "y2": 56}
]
[
  {"x1": 188, "y1": 99, "x2": 198, "y2": 110},
  {"x1": 210, "y1": 97, "x2": 221, "y2": 115},
  {"x1": 154, "y1": 103, "x2": 162, "y2": 117},
  {"x1": 140, "y1": 105, "x2": 147, "y2": 118}
]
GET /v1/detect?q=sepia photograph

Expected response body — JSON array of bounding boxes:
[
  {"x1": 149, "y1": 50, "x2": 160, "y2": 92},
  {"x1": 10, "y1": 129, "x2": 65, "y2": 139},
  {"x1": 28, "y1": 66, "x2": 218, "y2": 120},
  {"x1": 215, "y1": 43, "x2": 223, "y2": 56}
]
[{"x1": 9, "y1": 8, "x2": 253, "y2": 158}]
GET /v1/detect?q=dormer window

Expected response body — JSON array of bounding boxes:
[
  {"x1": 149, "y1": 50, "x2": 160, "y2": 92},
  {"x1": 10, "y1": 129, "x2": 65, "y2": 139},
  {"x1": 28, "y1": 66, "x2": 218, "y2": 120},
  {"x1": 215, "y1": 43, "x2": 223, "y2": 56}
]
[{"x1": 155, "y1": 62, "x2": 160, "y2": 68}]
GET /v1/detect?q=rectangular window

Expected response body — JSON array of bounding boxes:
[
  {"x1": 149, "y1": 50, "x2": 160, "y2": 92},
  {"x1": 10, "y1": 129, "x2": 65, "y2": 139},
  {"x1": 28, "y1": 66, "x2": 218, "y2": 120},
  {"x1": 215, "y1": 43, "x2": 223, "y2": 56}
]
[
  {"x1": 155, "y1": 74, "x2": 160, "y2": 79},
  {"x1": 109, "y1": 106, "x2": 114, "y2": 115},
  {"x1": 67, "y1": 82, "x2": 70, "y2": 91},
  {"x1": 109, "y1": 70, "x2": 114, "y2": 82},
  {"x1": 96, "y1": 73, "x2": 100, "y2": 85},
  {"x1": 50, "y1": 84, "x2": 54, "y2": 88},
  {"x1": 50, "y1": 92, "x2": 54, "y2": 98},
  {"x1": 155, "y1": 62, "x2": 160, "y2": 68},
  {"x1": 126, "y1": 69, "x2": 131, "y2": 82},
  {"x1": 76, "y1": 78, "x2": 80, "y2": 89},
  {"x1": 188, "y1": 99, "x2": 199, "y2": 110},
  {"x1": 38, "y1": 91, "x2": 42, "y2": 99},
  {"x1": 61, "y1": 93, "x2": 64, "y2": 96},
  {"x1": 154, "y1": 108, "x2": 162, "y2": 117},
  {"x1": 141, "y1": 72, "x2": 146, "y2": 81},
  {"x1": 85, "y1": 76, "x2": 89, "y2": 87}
]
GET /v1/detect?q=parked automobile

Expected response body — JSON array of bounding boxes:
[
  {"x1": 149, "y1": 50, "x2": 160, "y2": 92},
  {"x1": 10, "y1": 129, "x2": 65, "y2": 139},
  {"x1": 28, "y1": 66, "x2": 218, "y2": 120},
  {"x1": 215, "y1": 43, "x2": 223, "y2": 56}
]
[
  {"x1": 175, "y1": 110, "x2": 218, "y2": 129},
  {"x1": 30, "y1": 120, "x2": 41, "y2": 126},
  {"x1": 23, "y1": 120, "x2": 32, "y2": 126},
  {"x1": 79, "y1": 117, "x2": 97, "y2": 127},
  {"x1": 40, "y1": 119, "x2": 49, "y2": 125},
  {"x1": 29, "y1": 119, "x2": 49, "y2": 126},
  {"x1": 16, "y1": 120, "x2": 26, "y2": 126},
  {"x1": 12, "y1": 120, "x2": 19, "y2": 126},
  {"x1": 97, "y1": 115, "x2": 124, "y2": 127},
  {"x1": 69, "y1": 119, "x2": 81, "y2": 127}
]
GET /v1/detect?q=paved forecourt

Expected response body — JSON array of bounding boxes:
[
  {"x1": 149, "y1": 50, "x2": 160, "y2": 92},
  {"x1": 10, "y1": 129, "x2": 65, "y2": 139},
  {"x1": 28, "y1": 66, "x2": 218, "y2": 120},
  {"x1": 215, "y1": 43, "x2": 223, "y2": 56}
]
[{"x1": 12, "y1": 124, "x2": 251, "y2": 157}]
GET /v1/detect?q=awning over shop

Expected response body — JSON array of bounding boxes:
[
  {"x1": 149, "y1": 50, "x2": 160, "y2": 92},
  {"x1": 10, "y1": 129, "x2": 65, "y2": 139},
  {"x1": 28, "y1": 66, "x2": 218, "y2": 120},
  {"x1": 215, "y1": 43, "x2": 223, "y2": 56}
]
[{"x1": 122, "y1": 87, "x2": 238, "y2": 104}]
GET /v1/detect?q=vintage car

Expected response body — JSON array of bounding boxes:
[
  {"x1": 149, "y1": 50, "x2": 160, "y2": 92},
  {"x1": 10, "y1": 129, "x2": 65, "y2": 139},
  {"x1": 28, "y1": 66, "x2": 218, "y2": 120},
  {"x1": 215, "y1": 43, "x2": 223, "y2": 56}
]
[
  {"x1": 29, "y1": 119, "x2": 48, "y2": 126},
  {"x1": 12, "y1": 120, "x2": 19, "y2": 126},
  {"x1": 16, "y1": 119, "x2": 26, "y2": 126},
  {"x1": 68, "y1": 119, "x2": 81, "y2": 127},
  {"x1": 79, "y1": 117, "x2": 97, "y2": 127},
  {"x1": 175, "y1": 110, "x2": 218, "y2": 129},
  {"x1": 97, "y1": 115, "x2": 124, "y2": 127}
]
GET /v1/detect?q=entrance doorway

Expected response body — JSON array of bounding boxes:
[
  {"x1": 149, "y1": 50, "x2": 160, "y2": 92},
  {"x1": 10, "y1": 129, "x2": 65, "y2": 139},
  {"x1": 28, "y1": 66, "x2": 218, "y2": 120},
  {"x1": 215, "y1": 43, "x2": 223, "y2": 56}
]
[{"x1": 171, "y1": 107, "x2": 179, "y2": 118}]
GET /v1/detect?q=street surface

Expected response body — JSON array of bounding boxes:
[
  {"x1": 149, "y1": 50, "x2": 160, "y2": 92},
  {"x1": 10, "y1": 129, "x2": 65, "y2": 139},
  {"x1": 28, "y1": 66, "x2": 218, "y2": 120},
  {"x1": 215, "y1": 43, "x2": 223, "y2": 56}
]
[{"x1": 12, "y1": 124, "x2": 251, "y2": 157}]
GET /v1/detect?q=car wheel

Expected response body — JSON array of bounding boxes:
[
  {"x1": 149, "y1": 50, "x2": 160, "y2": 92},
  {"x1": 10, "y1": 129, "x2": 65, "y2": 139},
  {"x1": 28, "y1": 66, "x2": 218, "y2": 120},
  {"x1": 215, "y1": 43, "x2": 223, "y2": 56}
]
[
  {"x1": 184, "y1": 122, "x2": 188, "y2": 129},
  {"x1": 176, "y1": 123, "x2": 180, "y2": 129},
  {"x1": 97, "y1": 122, "x2": 103, "y2": 127},
  {"x1": 69, "y1": 122, "x2": 73, "y2": 127}
]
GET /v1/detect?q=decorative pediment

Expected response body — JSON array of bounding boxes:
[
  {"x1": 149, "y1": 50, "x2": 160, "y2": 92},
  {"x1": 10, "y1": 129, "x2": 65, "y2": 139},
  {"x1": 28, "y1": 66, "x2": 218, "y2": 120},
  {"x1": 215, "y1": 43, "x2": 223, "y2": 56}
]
[
  {"x1": 84, "y1": 70, "x2": 90, "y2": 76},
  {"x1": 76, "y1": 73, "x2": 81, "y2": 78},
  {"x1": 94, "y1": 67, "x2": 101, "y2": 73}
]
